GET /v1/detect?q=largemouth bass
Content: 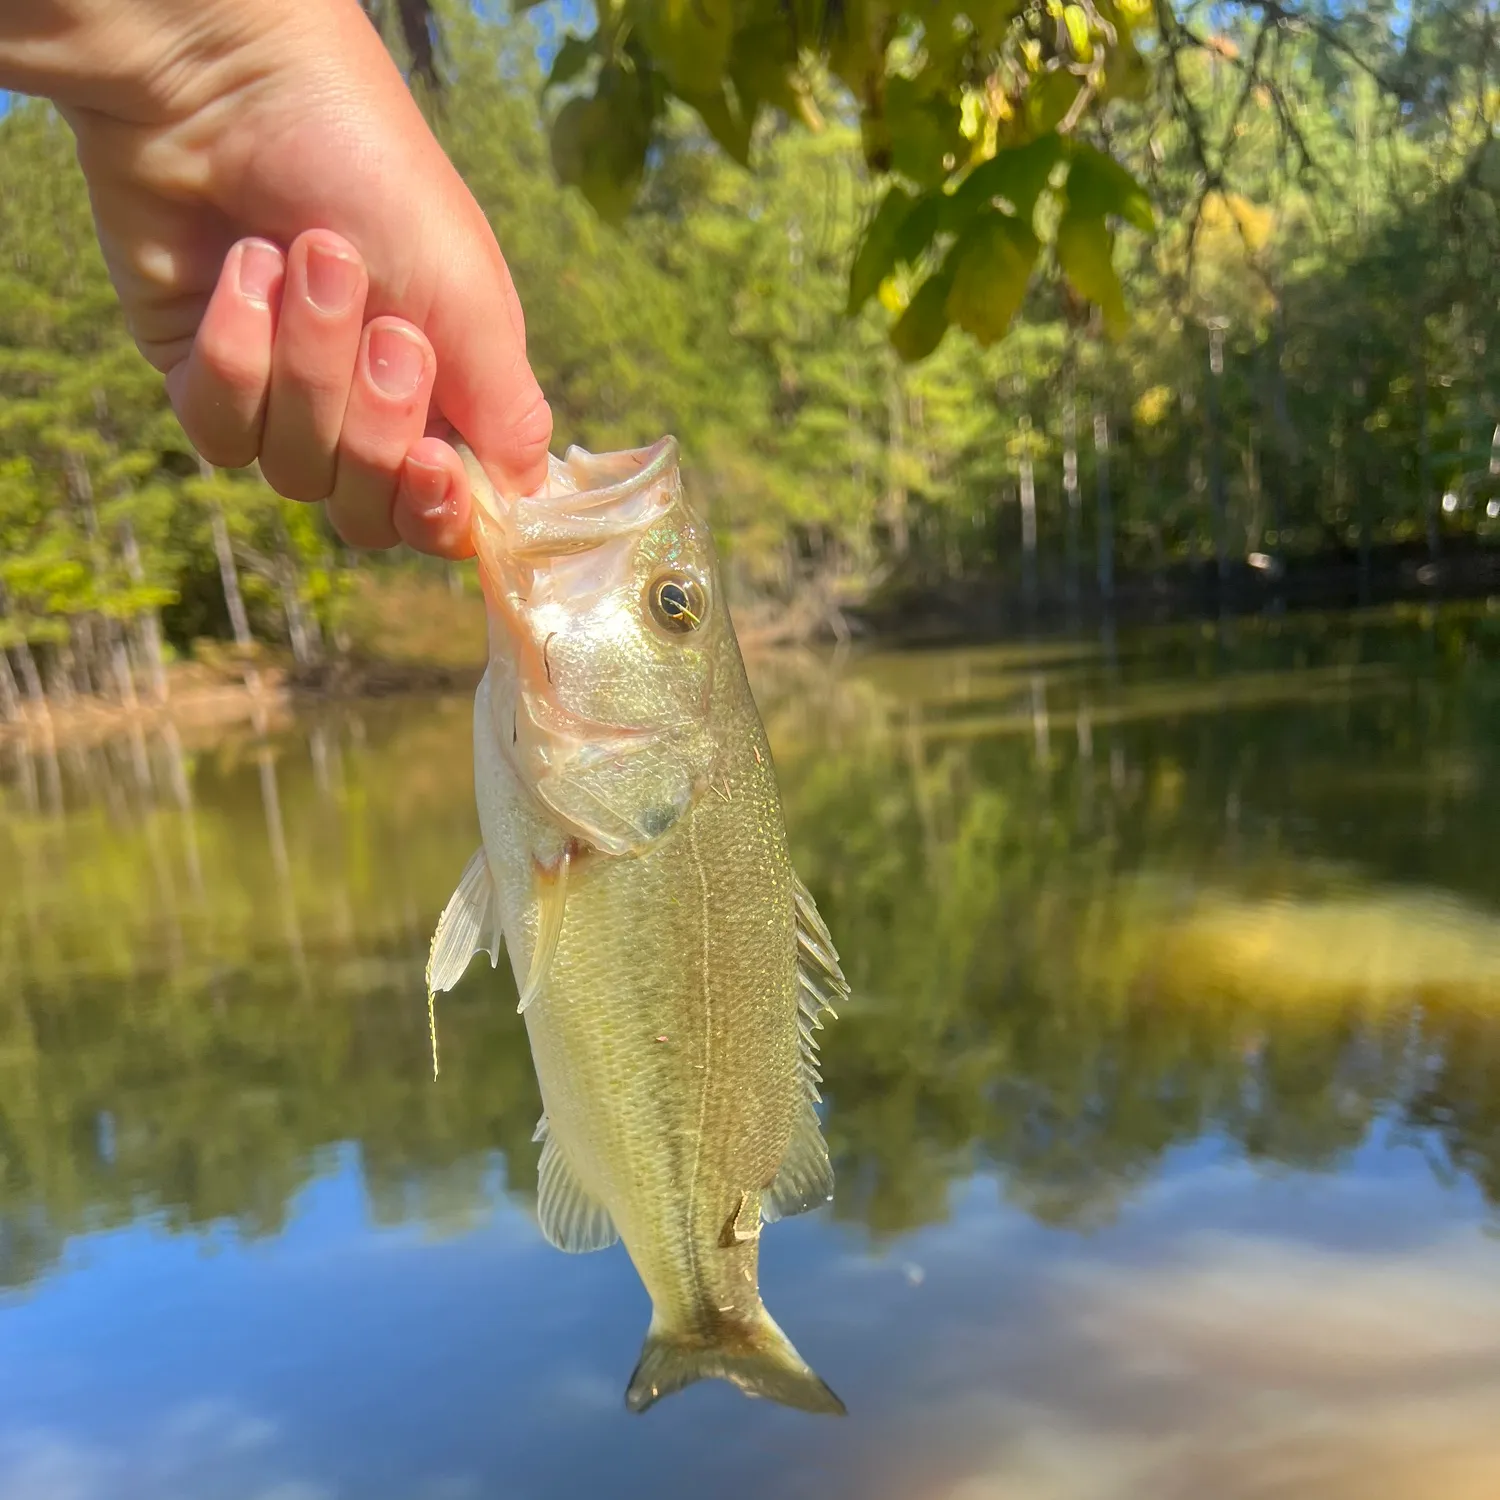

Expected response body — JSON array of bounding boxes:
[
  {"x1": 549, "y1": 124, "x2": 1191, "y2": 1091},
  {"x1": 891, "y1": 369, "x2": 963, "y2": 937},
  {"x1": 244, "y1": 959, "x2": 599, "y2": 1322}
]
[{"x1": 426, "y1": 437, "x2": 847, "y2": 1416}]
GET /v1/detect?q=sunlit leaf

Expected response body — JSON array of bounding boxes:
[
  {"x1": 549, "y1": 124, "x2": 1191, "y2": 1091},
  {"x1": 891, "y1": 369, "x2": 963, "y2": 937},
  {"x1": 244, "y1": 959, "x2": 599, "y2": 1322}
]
[
  {"x1": 1062, "y1": 4, "x2": 1093, "y2": 61},
  {"x1": 950, "y1": 133, "x2": 1064, "y2": 224},
  {"x1": 1064, "y1": 143, "x2": 1156, "y2": 232},
  {"x1": 1055, "y1": 207, "x2": 1128, "y2": 334},
  {"x1": 848, "y1": 186, "x2": 917, "y2": 314},
  {"x1": 945, "y1": 211, "x2": 1040, "y2": 345},
  {"x1": 890, "y1": 268, "x2": 954, "y2": 362}
]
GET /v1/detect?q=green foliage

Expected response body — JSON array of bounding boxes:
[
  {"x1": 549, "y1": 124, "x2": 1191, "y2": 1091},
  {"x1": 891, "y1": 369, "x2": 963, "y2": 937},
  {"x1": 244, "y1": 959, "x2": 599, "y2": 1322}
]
[
  {"x1": 522, "y1": 0, "x2": 1160, "y2": 359},
  {"x1": 2, "y1": 0, "x2": 1497, "y2": 688}
]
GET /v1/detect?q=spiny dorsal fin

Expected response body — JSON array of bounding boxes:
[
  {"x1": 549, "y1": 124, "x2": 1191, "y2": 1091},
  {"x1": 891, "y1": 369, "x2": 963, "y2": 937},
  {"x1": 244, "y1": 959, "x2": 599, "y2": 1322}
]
[
  {"x1": 793, "y1": 871, "x2": 849, "y2": 1105},
  {"x1": 762, "y1": 1104, "x2": 835, "y2": 1223},
  {"x1": 537, "y1": 1128, "x2": 619, "y2": 1254},
  {"x1": 425, "y1": 847, "x2": 503, "y2": 1079}
]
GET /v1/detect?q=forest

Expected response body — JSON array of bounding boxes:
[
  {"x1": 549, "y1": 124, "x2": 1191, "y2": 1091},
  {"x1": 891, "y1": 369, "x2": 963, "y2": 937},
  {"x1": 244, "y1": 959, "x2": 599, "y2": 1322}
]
[{"x1": 1, "y1": 0, "x2": 1498, "y2": 713}]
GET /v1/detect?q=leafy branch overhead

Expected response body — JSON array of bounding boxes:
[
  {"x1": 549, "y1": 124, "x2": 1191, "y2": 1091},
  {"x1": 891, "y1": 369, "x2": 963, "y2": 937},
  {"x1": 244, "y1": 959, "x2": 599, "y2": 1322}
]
[{"x1": 532, "y1": 0, "x2": 1158, "y2": 359}]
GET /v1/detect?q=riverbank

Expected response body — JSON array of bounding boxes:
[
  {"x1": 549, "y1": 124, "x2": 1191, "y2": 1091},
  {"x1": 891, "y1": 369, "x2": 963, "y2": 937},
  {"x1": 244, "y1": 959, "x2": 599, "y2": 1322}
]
[
  {"x1": 0, "y1": 569, "x2": 847, "y2": 752},
  {"x1": 9, "y1": 538, "x2": 1500, "y2": 754}
]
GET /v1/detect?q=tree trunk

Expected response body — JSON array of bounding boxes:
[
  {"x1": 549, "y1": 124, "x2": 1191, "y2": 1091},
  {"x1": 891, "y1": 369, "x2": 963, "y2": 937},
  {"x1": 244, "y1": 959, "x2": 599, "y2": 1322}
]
[
  {"x1": 13, "y1": 636, "x2": 47, "y2": 712},
  {"x1": 1093, "y1": 408, "x2": 1114, "y2": 604},
  {"x1": 884, "y1": 363, "x2": 910, "y2": 560},
  {"x1": 108, "y1": 621, "x2": 138, "y2": 710},
  {"x1": 1063, "y1": 395, "x2": 1081, "y2": 610},
  {"x1": 48, "y1": 640, "x2": 77, "y2": 706},
  {"x1": 203, "y1": 459, "x2": 262, "y2": 695},
  {"x1": 272, "y1": 511, "x2": 320, "y2": 667},
  {"x1": 0, "y1": 649, "x2": 19, "y2": 723},
  {"x1": 1417, "y1": 340, "x2": 1438, "y2": 561},
  {"x1": 120, "y1": 519, "x2": 169, "y2": 701},
  {"x1": 1269, "y1": 302, "x2": 1295, "y2": 559},
  {"x1": 1018, "y1": 434, "x2": 1037, "y2": 621},
  {"x1": 1206, "y1": 323, "x2": 1229, "y2": 585}
]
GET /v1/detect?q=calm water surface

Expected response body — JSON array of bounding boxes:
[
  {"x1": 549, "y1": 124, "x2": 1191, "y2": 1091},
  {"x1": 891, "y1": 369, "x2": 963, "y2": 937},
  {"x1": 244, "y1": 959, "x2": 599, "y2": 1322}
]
[{"x1": 4, "y1": 607, "x2": 1500, "y2": 1499}]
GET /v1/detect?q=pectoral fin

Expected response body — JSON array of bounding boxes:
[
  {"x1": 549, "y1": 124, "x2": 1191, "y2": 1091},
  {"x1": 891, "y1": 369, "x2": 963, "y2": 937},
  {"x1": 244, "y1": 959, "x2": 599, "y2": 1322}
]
[
  {"x1": 425, "y1": 848, "x2": 503, "y2": 1080},
  {"x1": 535, "y1": 1118, "x2": 619, "y2": 1253},
  {"x1": 427, "y1": 847, "x2": 502, "y2": 995},
  {"x1": 517, "y1": 847, "x2": 571, "y2": 1014}
]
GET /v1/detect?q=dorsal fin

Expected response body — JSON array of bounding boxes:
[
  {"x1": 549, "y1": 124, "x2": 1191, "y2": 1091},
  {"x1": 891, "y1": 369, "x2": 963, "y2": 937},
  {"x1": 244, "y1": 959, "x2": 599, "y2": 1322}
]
[{"x1": 793, "y1": 871, "x2": 849, "y2": 1105}]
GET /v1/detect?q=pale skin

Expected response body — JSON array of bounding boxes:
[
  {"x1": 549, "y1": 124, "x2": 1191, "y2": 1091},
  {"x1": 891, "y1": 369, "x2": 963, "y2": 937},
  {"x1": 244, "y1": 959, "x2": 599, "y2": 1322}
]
[{"x1": 0, "y1": 0, "x2": 553, "y2": 559}]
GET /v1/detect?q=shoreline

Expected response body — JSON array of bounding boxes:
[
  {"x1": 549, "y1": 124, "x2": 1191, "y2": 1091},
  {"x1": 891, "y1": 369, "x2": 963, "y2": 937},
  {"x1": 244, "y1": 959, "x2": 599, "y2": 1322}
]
[{"x1": 0, "y1": 614, "x2": 829, "y2": 753}]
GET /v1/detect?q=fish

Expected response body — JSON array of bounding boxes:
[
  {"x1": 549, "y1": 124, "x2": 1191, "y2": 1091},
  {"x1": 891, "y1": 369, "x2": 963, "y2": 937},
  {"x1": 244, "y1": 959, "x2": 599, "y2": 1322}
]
[{"x1": 425, "y1": 436, "x2": 848, "y2": 1417}]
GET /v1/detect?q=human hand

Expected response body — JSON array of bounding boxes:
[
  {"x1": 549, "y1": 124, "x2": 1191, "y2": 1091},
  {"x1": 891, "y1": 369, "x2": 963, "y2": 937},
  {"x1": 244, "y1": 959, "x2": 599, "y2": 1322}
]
[{"x1": 0, "y1": 0, "x2": 551, "y2": 557}]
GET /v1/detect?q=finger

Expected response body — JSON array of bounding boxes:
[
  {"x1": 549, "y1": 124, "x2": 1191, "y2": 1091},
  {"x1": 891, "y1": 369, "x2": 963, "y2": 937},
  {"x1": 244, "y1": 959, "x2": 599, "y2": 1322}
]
[
  {"x1": 258, "y1": 230, "x2": 369, "y2": 502},
  {"x1": 419, "y1": 204, "x2": 554, "y2": 496},
  {"x1": 164, "y1": 238, "x2": 285, "y2": 469},
  {"x1": 393, "y1": 437, "x2": 474, "y2": 559},
  {"x1": 326, "y1": 318, "x2": 436, "y2": 550}
]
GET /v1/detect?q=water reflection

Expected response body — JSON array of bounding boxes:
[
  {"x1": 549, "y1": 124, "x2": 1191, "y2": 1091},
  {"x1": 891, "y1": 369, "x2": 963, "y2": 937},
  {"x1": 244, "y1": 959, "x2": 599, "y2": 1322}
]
[{"x1": 3, "y1": 607, "x2": 1500, "y2": 1490}]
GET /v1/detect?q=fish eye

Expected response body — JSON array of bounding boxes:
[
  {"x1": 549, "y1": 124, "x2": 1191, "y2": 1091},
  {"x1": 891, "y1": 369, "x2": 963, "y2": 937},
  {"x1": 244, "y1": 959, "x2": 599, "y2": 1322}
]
[{"x1": 648, "y1": 571, "x2": 708, "y2": 634}]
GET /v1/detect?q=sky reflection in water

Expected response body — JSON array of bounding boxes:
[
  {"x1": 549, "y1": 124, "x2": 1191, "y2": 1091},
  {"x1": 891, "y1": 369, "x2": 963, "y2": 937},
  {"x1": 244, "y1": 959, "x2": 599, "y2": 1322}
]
[{"x1": 3, "y1": 608, "x2": 1500, "y2": 1498}]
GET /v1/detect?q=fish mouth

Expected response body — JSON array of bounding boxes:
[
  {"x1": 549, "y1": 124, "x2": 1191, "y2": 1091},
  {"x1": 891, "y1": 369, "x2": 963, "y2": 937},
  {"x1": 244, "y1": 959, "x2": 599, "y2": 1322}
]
[{"x1": 460, "y1": 437, "x2": 681, "y2": 560}]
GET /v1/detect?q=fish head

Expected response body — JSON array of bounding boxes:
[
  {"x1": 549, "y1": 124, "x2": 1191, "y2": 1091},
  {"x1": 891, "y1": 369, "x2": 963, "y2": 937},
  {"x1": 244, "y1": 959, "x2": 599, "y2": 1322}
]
[{"x1": 464, "y1": 437, "x2": 726, "y2": 858}]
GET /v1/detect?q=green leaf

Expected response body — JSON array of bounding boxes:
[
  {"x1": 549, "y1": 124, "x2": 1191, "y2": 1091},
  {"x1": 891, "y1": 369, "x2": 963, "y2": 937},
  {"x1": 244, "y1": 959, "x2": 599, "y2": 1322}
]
[
  {"x1": 726, "y1": 19, "x2": 802, "y2": 121},
  {"x1": 680, "y1": 82, "x2": 753, "y2": 166},
  {"x1": 945, "y1": 211, "x2": 1041, "y2": 346},
  {"x1": 1063, "y1": 143, "x2": 1156, "y2": 232},
  {"x1": 549, "y1": 64, "x2": 659, "y2": 225},
  {"x1": 1026, "y1": 70, "x2": 1082, "y2": 136},
  {"x1": 1055, "y1": 207, "x2": 1128, "y2": 334},
  {"x1": 632, "y1": 0, "x2": 734, "y2": 99},
  {"x1": 545, "y1": 34, "x2": 596, "y2": 92},
  {"x1": 848, "y1": 186, "x2": 917, "y2": 314},
  {"x1": 891, "y1": 270, "x2": 955, "y2": 363},
  {"x1": 950, "y1": 133, "x2": 1065, "y2": 228},
  {"x1": 885, "y1": 73, "x2": 966, "y2": 190}
]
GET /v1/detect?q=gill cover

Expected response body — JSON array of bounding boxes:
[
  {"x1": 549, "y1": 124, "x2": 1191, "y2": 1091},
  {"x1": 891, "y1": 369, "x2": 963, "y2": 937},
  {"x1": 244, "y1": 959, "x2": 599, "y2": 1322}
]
[{"x1": 461, "y1": 438, "x2": 723, "y2": 858}]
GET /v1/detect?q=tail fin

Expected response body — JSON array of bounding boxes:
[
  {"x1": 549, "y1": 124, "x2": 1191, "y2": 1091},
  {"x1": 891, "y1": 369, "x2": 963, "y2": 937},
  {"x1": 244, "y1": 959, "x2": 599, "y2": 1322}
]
[{"x1": 625, "y1": 1310, "x2": 846, "y2": 1417}]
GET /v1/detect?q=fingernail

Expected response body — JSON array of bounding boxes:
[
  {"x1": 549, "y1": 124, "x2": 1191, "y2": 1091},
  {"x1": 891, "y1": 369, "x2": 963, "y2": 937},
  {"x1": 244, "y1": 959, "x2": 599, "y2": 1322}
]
[
  {"x1": 237, "y1": 239, "x2": 282, "y2": 306},
  {"x1": 305, "y1": 242, "x2": 361, "y2": 314},
  {"x1": 367, "y1": 325, "x2": 425, "y2": 398},
  {"x1": 403, "y1": 456, "x2": 452, "y2": 519}
]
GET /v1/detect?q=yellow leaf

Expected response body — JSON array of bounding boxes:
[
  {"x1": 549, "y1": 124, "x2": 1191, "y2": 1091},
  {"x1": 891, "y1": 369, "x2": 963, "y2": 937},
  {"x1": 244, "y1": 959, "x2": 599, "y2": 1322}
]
[
  {"x1": 1063, "y1": 5, "x2": 1093, "y2": 62},
  {"x1": 1055, "y1": 207, "x2": 1128, "y2": 334},
  {"x1": 945, "y1": 211, "x2": 1041, "y2": 346}
]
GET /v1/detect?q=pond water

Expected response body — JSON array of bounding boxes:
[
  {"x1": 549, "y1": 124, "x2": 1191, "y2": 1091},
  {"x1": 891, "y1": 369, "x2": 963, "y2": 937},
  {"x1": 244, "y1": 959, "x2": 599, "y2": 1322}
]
[{"x1": 3, "y1": 606, "x2": 1500, "y2": 1500}]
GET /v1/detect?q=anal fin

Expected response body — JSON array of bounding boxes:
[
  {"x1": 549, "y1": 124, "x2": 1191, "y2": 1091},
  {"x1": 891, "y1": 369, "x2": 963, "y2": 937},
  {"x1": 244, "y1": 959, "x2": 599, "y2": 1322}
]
[
  {"x1": 536, "y1": 1121, "x2": 619, "y2": 1253},
  {"x1": 762, "y1": 1104, "x2": 834, "y2": 1223}
]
